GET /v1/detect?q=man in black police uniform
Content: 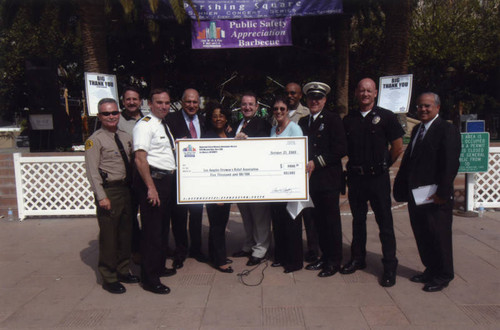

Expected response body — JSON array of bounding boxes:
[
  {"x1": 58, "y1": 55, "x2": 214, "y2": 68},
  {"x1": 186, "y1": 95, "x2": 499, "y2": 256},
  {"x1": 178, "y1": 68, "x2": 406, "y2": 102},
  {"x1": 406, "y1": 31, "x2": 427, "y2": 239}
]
[
  {"x1": 166, "y1": 88, "x2": 207, "y2": 268},
  {"x1": 298, "y1": 82, "x2": 347, "y2": 277},
  {"x1": 341, "y1": 78, "x2": 404, "y2": 287}
]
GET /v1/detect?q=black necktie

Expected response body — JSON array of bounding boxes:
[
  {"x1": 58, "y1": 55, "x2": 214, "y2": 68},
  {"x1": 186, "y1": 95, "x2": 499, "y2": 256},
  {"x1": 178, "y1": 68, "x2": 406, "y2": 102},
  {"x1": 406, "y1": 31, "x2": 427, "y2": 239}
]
[
  {"x1": 162, "y1": 120, "x2": 176, "y2": 161},
  {"x1": 412, "y1": 124, "x2": 426, "y2": 156},
  {"x1": 114, "y1": 133, "x2": 131, "y2": 182}
]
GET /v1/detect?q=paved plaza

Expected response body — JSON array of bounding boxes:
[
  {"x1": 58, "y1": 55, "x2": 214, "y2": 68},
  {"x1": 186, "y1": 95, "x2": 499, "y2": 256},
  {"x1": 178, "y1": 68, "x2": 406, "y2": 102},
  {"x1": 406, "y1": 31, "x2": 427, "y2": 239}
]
[{"x1": 0, "y1": 198, "x2": 499, "y2": 329}]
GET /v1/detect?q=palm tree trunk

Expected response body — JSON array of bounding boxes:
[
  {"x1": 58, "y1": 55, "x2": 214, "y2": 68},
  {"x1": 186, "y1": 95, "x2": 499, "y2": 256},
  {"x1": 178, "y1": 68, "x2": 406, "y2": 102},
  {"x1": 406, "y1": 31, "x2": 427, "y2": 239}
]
[
  {"x1": 334, "y1": 14, "x2": 351, "y2": 118},
  {"x1": 80, "y1": 0, "x2": 108, "y2": 73}
]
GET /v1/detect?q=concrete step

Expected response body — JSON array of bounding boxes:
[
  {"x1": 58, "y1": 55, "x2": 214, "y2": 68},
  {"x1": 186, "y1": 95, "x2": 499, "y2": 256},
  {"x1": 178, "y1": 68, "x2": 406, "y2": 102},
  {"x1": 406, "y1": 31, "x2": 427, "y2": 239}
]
[
  {"x1": 0, "y1": 168, "x2": 14, "y2": 176},
  {"x1": 0, "y1": 195, "x2": 17, "y2": 208},
  {"x1": 0, "y1": 185, "x2": 16, "y2": 195},
  {"x1": 0, "y1": 175, "x2": 15, "y2": 185}
]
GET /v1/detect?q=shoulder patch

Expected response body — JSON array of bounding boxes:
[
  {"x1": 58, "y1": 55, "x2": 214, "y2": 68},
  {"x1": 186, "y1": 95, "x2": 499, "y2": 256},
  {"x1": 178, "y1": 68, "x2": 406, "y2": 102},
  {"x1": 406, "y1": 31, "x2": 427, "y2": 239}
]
[
  {"x1": 142, "y1": 117, "x2": 151, "y2": 122},
  {"x1": 85, "y1": 139, "x2": 94, "y2": 150}
]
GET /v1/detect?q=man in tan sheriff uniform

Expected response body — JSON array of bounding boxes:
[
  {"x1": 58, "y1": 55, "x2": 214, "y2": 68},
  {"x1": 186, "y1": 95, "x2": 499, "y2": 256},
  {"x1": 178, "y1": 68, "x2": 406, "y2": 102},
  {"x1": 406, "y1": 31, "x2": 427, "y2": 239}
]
[{"x1": 85, "y1": 98, "x2": 139, "y2": 294}]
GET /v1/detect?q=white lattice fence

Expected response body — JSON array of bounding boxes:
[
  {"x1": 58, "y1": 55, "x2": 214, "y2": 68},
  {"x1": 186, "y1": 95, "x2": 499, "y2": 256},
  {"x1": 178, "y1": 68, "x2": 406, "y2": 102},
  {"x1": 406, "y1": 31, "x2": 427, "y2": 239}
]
[
  {"x1": 472, "y1": 147, "x2": 500, "y2": 209},
  {"x1": 14, "y1": 153, "x2": 95, "y2": 220}
]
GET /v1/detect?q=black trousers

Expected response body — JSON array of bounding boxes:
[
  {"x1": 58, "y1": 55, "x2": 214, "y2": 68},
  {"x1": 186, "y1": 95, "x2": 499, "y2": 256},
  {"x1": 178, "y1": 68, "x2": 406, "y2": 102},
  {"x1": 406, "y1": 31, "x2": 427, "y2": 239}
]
[
  {"x1": 96, "y1": 185, "x2": 132, "y2": 284},
  {"x1": 347, "y1": 172, "x2": 398, "y2": 272},
  {"x1": 206, "y1": 203, "x2": 231, "y2": 267},
  {"x1": 172, "y1": 203, "x2": 204, "y2": 261},
  {"x1": 302, "y1": 207, "x2": 319, "y2": 254},
  {"x1": 310, "y1": 189, "x2": 343, "y2": 267},
  {"x1": 408, "y1": 197, "x2": 454, "y2": 284},
  {"x1": 271, "y1": 203, "x2": 303, "y2": 270},
  {"x1": 135, "y1": 174, "x2": 175, "y2": 286}
]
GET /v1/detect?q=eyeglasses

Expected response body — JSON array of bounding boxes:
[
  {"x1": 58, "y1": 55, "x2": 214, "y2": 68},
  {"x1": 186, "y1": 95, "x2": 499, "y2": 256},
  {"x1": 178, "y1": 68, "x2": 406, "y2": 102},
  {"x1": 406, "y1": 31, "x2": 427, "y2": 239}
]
[
  {"x1": 99, "y1": 111, "x2": 120, "y2": 116},
  {"x1": 273, "y1": 107, "x2": 287, "y2": 112}
]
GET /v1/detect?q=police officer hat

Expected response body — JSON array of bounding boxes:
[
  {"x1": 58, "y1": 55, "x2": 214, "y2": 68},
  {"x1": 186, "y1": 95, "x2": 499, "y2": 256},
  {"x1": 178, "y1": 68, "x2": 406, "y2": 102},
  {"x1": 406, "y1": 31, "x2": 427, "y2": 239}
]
[{"x1": 303, "y1": 82, "x2": 331, "y2": 97}]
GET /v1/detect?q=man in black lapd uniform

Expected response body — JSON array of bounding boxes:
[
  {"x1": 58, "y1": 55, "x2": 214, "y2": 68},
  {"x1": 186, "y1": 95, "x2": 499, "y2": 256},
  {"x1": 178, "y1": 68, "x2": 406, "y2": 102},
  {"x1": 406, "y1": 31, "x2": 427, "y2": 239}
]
[
  {"x1": 394, "y1": 92, "x2": 461, "y2": 292},
  {"x1": 166, "y1": 88, "x2": 207, "y2": 269},
  {"x1": 341, "y1": 78, "x2": 404, "y2": 287},
  {"x1": 298, "y1": 82, "x2": 347, "y2": 277}
]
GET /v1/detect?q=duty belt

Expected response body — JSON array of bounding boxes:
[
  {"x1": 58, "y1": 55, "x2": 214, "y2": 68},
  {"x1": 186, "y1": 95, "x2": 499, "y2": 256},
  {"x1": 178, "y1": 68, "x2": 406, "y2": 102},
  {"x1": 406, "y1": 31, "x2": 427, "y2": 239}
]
[
  {"x1": 103, "y1": 179, "x2": 128, "y2": 188},
  {"x1": 348, "y1": 164, "x2": 387, "y2": 176},
  {"x1": 150, "y1": 166, "x2": 175, "y2": 179}
]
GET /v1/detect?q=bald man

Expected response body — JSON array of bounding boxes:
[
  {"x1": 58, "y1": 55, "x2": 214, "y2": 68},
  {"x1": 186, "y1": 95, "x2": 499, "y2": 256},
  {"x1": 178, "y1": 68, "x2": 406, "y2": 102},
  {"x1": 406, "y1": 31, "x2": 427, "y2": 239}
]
[
  {"x1": 166, "y1": 88, "x2": 207, "y2": 268},
  {"x1": 341, "y1": 78, "x2": 404, "y2": 287}
]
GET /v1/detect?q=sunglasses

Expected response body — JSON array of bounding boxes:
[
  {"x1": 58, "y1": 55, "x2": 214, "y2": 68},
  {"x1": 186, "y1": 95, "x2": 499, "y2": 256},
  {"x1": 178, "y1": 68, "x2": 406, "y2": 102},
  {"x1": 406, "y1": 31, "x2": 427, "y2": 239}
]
[
  {"x1": 307, "y1": 94, "x2": 325, "y2": 100},
  {"x1": 273, "y1": 106, "x2": 287, "y2": 112},
  {"x1": 99, "y1": 111, "x2": 120, "y2": 116}
]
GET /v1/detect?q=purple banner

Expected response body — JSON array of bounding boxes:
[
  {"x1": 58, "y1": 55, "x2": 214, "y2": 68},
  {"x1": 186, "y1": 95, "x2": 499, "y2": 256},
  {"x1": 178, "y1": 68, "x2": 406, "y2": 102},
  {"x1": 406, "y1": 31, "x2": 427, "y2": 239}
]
[
  {"x1": 192, "y1": 18, "x2": 292, "y2": 49},
  {"x1": 143, "y1": 0, "x2": 343, "y2": 20}
]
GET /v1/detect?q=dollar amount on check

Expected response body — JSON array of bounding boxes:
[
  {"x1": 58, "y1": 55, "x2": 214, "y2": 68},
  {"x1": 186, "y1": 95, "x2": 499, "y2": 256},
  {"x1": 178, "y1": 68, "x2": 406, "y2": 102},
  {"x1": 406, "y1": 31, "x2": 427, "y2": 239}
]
[{"x1": 176, "y1": 137, "x2": 309, "y2": 204}]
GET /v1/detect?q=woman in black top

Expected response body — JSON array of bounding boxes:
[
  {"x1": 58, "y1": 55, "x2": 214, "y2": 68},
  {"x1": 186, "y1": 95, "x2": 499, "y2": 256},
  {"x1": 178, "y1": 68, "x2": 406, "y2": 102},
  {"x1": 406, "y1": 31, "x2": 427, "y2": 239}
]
[{"x1": 202, "y1": 102, "x2": 234, "y2": 272}]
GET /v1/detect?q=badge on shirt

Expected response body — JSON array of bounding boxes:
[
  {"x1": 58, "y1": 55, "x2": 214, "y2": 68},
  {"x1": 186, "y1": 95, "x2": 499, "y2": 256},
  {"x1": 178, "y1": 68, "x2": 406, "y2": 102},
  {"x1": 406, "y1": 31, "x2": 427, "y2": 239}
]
[
  {"x1": 85, "y1": 139, "x2": 93, "y2": 150},
  {"x1": 142, "y1": 117, "x2": 151, "y2": 122},
  {"x1": 319, "y1": 123, "x2": 325, "y2": 131},
  {"x1": 372, "y1": 116, "x2": 381, "y2": 125}
]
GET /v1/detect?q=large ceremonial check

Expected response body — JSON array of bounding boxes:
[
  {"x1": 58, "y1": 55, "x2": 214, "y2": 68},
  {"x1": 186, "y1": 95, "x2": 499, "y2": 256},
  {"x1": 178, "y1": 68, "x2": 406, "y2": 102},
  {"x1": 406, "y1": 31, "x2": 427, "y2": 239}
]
[{"x1": 176, "y1": 137, "x2": 309, "y2": 204}]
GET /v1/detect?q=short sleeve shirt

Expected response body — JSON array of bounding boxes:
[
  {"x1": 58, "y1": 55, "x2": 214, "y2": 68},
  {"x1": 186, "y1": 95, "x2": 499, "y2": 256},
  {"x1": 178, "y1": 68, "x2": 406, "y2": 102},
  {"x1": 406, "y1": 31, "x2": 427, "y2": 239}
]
[
  {"x1": 343, "y1": 106, "x2": 404, "y2": 166},
  {"x1": 133, "y1": 113, "x2": 176, "y2": 171},
  {"x1": 85, "y1": 128, "x2": 132, "y2": 200}
]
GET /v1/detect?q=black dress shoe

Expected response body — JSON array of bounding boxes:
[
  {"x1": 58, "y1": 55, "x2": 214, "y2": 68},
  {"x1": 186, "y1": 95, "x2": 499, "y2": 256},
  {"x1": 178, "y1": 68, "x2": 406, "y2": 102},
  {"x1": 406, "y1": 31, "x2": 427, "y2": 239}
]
[
  {"x1": 117, "y1": 273, "x2": 140, "y2": 283},
  {"x1": 142, "y1": 283, "x2": 171, "y2": 294},
  {"x1": 380, "y1": 272, "x2": 396, "y2": 287},
  {"x1": 304, "y1": 250, "x2": 318, "y2": 263},
  {"x1": 190, "y1": 251, "x2": 209, "y2": 263},
  {"x1": 284, "y1": 266, "x2": 303, "y2": 273},
  {"x1": 102, "y1": 281, "x2": 126, "y2": 294},
  {"x1": 305, "y1": 260, "x2": 325, "y2": 271},
  {"x1": 232, "y1": 250, "x2": 251, "y2": 258},
  {"x1": 318, "y1": 265, "x2": 339, "y2": 277},
  {"x1": 246, "y1": 256, "x2": 264, "y2": 266},
  {"x1": 339, "y1": 260, "x2": 366, "y2": 274},
  {"x1": 173, "y1": 259, "x2": 184, "y2": 269},
  {"x1": 271, "y1": 262, "x2": 282, "y2": 267},
  {"x1": 225, "y1": 258, "x2": 233, "y2": 265},
  {"x1": 216, "y1": 266, "x2": 234, "y2": 273},
  {"x1": 160, "y1": 267, "x2": 177, "y2": 277},
  {"x1": 410, "y1": 273, "x2": 432, "y2": 283},
  {"x1": 423, "y1": 280, "x2": 448, "y2": 292}
]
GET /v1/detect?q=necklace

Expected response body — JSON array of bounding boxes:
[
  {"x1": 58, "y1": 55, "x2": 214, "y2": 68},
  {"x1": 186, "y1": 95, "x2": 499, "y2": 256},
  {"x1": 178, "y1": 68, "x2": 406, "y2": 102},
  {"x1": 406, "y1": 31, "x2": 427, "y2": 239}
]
[{"x1": 276, "y1": 120, "x2": 290, "y2": 135}]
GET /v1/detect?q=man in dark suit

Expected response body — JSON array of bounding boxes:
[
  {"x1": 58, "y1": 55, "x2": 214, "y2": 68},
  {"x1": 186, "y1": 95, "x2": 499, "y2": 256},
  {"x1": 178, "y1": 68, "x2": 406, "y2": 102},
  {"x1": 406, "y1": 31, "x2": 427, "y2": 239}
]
[
  {"x1": 394, "y1": 92, "x2": 461, "y2": 292},
  {"x1": 166, "y1": 88, "x2": 207, "y2": 268},
  {"x1": 231, "y1": 91, "x2": 273, "y2": 266},
  {"x1": 298, "y1": 82, "x2": 347, "y2": 277}
]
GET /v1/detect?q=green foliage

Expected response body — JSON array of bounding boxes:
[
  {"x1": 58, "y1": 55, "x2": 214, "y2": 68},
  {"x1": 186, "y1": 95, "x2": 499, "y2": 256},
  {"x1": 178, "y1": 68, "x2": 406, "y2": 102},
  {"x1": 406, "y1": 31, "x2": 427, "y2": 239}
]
[
  {"x1": 0, "y1": 0, "x2": 82, "y2": 120},
  {"x1": 409, "y1": 0, "x2": 500, "y2": 117}
]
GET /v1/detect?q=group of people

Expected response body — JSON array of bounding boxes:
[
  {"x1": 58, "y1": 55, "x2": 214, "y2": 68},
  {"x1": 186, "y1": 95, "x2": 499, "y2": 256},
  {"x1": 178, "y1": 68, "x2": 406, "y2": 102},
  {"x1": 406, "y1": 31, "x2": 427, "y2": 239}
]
[{"x1": 85, "y1": 78, "x2": 461, "y2": 295}]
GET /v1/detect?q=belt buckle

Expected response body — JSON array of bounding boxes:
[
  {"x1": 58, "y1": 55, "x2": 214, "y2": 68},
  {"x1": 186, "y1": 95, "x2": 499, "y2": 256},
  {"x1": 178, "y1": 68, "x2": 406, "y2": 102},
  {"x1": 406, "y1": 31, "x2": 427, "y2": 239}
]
[{"x1": 352, "y1": 166, "x2": 364, "y2": 175}]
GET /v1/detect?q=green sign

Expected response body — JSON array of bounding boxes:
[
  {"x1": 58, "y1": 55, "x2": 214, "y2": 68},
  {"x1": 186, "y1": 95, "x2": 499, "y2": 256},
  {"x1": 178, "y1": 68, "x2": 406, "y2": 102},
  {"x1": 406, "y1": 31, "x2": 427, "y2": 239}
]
[{"x1": 458, "y1": 132, "x2": 489, "y2": 173}]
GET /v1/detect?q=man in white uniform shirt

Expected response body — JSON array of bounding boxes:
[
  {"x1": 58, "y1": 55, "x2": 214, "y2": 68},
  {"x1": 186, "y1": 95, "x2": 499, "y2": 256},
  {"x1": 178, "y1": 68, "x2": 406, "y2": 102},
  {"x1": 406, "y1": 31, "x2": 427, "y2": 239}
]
[{"x1": 133, "y1": 88, "x2": 177, "y2": 294}]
